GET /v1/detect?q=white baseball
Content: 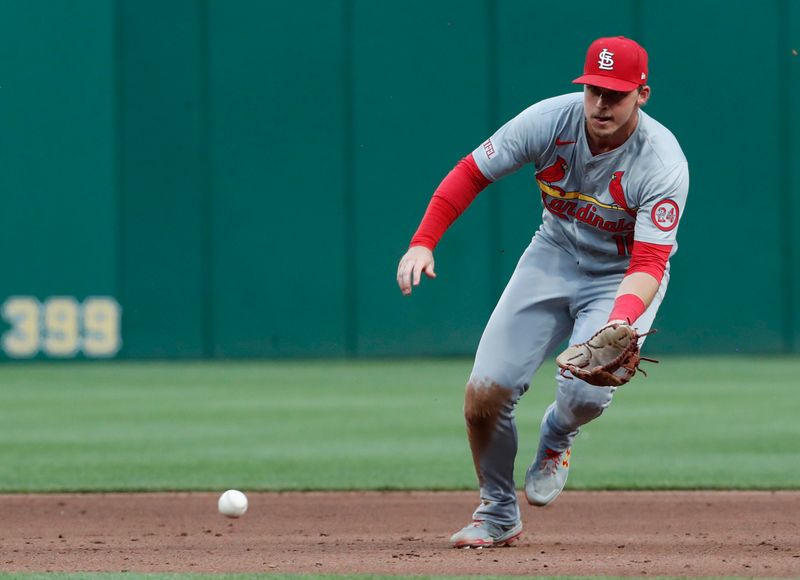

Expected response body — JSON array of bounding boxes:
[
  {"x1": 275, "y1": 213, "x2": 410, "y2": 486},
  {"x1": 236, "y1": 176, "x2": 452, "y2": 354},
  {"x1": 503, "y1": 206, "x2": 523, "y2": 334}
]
[{"x1": 218, "y1": 489, "x2": 248, "y2": 518}]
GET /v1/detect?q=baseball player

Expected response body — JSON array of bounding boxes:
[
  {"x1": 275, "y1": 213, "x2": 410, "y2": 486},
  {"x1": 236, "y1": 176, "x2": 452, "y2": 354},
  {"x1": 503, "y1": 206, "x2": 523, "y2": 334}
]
[{"x1": 396, "y1": 36, "x2": 688, "y2": 548}]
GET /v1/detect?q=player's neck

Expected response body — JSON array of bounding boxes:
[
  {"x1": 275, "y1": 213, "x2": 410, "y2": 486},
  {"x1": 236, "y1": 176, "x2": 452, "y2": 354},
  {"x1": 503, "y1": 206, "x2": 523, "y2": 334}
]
[{"x1": 586, "y1": 110, "x2": 639, "y2": 156}]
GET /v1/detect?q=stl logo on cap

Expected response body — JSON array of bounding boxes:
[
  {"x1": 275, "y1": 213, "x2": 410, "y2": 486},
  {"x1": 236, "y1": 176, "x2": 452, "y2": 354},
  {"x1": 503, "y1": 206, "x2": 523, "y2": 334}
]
[
  {"x1": 598, "y1": 49, "x2": 615, "y2": 70},
  {"x1": 573, "y1": 36, "x2": 649, "y2": 92}
]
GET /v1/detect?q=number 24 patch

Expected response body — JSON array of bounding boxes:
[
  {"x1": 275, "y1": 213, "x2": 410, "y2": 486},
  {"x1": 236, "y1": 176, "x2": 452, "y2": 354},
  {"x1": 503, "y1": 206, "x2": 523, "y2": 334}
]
[{"x1": 651, "y1": 199, "x2": 679, "y2": 231}]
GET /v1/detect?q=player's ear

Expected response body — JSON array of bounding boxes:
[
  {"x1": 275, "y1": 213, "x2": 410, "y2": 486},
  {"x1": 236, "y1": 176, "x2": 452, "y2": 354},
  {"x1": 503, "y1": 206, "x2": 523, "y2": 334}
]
[{"x1": 637, "y1": 85, "x2": 651, "y2": 107}]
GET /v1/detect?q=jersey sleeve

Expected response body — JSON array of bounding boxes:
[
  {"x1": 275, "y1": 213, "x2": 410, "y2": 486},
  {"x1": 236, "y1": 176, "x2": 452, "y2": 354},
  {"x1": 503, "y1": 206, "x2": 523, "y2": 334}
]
[
  {"x1": 633, "y1": 161, "x2": 689, "y2": 245},
  {"x1": 471, "y1": 103, "x2": 553, "y2": 182}
]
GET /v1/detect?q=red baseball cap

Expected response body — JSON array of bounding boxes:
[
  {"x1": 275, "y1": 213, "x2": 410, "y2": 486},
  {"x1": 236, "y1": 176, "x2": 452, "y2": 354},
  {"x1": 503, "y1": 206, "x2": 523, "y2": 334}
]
[{"x1": 572, "y1": 36, "x2": 648, "y2": 92}]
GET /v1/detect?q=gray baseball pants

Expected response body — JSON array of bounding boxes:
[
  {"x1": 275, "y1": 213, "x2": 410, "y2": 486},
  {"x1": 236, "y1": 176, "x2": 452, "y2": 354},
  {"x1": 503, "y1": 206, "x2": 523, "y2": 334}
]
[{"x1": 464, "y1": 232, "x2": 667, "y2": 525}]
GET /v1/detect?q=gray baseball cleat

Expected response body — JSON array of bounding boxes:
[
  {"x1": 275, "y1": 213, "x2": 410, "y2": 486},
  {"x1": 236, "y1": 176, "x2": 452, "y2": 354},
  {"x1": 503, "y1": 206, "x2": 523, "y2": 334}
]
[
  {"x1": 449, "y1": 519, "x2": 523, "y2": 548},
  {"x1": 525, "y1": 446, "x2": 572, "y2": 506}
]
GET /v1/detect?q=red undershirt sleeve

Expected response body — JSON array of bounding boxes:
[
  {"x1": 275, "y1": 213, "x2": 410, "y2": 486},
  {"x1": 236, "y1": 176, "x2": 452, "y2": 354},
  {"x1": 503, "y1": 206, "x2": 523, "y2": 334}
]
[
  {"x1": 626, "y1": 240, "x2": 673, "y2": 283},
  {"x1": 409, "y1": 154, "x2": 491, "y2": 250}
]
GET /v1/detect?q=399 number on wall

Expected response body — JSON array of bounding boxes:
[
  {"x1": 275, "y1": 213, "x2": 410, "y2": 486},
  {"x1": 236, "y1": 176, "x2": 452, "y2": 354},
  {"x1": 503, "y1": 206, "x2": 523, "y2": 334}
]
[{"x1": 1, "y1": 296, "x2": 122, "y2": 358}]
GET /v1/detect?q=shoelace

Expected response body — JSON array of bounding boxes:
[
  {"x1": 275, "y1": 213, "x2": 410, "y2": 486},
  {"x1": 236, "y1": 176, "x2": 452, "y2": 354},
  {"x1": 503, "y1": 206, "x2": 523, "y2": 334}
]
[{"x1": 539, "y1": 448, "x2": 564, "y2": 475}]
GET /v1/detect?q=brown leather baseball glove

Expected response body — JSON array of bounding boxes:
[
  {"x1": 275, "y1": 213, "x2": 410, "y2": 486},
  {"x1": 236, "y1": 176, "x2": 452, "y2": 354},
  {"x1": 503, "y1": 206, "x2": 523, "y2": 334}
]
[{"x1": 556, "y1": 323, "x2": 657, "y2": 387}]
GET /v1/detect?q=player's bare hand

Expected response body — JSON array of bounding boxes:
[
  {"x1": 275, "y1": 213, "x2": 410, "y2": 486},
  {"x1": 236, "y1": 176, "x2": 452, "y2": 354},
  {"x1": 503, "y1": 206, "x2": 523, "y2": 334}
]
[{"x1": 397, "y1": 245, "x2": 436, "y2": 296}]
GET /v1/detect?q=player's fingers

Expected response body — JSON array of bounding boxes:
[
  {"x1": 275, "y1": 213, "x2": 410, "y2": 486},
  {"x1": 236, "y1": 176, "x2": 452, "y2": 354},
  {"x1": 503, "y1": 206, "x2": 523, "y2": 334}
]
[
  {"x1": 424, "y1": 262, "x2": 437, "y2": 279},
  {"x1": 396, "y1": 259, "x2": 412, "y2": 295},
  {"x1": 412, "y1": 261, "x2": 424, "y2": 286}
]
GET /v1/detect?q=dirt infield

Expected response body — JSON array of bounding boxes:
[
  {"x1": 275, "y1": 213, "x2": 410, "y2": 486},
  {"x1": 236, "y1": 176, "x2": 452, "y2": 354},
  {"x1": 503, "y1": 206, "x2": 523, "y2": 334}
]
[{"x1": 2, "y1": 491, "x2": 799, "y2": 577}]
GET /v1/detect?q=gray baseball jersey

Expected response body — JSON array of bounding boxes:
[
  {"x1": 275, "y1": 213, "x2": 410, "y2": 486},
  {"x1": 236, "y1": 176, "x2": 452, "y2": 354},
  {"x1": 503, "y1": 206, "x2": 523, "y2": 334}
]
[{"x1": 472, "y1": 92, "x2": 689, "y2": 273}]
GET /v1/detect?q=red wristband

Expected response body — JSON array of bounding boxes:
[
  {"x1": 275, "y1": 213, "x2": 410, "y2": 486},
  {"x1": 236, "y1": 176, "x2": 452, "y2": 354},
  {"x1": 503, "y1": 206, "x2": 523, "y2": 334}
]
[{"x1": 608, "y1": 293, "x2": 646, "y2": 325}]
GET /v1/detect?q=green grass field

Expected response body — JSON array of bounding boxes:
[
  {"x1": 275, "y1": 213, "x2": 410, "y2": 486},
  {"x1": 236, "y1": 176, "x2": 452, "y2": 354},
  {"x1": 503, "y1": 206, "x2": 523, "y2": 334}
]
[{"x1": 1, "y1": 357, "x2": 798, "y2": 492}]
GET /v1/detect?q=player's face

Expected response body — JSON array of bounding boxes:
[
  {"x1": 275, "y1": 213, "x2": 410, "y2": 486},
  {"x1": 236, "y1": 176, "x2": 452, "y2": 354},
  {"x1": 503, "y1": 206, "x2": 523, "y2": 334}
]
[{"x1": 583, "y1": 85, "x2": 650, "y2": 145}]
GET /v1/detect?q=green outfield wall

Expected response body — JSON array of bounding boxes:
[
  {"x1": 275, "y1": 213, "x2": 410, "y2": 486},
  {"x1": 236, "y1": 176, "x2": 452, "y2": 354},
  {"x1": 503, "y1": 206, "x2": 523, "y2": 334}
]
[{"x1": 0, "y1": 0, "x2": 797, "y2": 360}]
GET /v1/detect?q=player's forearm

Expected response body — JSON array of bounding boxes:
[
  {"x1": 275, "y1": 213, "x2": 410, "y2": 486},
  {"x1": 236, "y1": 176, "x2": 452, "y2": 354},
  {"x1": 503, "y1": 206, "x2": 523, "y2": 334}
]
[
  {"x1": 607, "y1": 273, "x2": 657, "y2": 325},
  {"x1": 608, "y1": 240, "x2": 672, "y2": 324},
  {"x1": 616, "y1": 271, "x2": 660, "y2": 307}
]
